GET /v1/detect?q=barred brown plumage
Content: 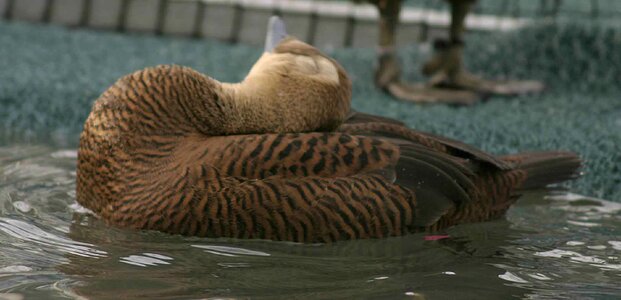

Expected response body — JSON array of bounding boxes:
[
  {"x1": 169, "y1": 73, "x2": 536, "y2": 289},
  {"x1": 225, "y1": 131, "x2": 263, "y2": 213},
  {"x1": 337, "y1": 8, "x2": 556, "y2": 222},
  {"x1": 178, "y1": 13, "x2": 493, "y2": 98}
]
[{"x1": 76, "y1": 37, "x2": 582, "y2": 243}]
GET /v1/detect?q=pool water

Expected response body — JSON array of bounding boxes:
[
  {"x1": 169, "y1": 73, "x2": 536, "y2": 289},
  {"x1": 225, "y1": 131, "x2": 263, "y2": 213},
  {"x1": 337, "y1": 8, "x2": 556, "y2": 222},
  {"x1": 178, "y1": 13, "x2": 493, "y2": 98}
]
[{"x1": 0, "y1": 145, "x2": 620, "y2": 299}]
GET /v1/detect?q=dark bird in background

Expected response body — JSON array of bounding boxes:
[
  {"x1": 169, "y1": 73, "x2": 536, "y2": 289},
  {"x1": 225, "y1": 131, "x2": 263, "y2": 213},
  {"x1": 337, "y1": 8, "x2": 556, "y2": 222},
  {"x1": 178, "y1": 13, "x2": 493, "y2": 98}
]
[
  {"x1": 365, "y1": 0, "x2": 544, "y2": 104},
  {"x1": 76, "y1": 17, "x2": 580, "y2": 243}
]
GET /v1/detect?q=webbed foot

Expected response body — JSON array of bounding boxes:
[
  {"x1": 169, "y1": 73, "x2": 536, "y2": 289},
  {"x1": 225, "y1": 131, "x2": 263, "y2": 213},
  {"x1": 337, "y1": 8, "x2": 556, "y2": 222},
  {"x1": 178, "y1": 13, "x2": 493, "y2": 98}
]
[
  {"x1": 421, "y1": 39, "x2": 545, "y2": 96},
  {"x1": 375, "y1": 49, "x2": 480, "y2": 105}
]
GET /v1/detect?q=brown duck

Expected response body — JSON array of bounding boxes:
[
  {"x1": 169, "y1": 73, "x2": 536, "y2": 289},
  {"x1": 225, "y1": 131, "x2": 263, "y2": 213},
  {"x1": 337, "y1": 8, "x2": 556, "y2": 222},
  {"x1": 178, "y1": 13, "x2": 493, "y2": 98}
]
[{"x1": 77, "y1": 17, "x2": 580, "y2": 243}]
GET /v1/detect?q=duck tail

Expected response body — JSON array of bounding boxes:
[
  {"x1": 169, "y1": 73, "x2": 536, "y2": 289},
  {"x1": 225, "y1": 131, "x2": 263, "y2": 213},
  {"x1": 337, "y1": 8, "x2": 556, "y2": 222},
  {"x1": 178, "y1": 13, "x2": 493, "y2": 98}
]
[{"x1": 501, "y1": 151, "x2": 582, "y2": 190}]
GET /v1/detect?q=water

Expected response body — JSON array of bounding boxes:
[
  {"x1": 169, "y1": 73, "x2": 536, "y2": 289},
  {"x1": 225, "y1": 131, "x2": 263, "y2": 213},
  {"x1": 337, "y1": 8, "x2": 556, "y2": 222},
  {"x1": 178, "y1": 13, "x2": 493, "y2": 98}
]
[{"x1": 0, "y1": 146, "x2": 620, "y2": 299}]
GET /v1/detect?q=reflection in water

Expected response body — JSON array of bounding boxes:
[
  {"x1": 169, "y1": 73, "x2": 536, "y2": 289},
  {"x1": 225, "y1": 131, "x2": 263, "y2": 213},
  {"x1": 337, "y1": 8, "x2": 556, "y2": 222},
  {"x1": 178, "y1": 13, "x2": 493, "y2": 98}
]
[
  {"x1": 58, "y1": 215, "x2": 524, "y2": 299},
  {"x1": 1, "y1": 146, "x2": 620, "y2": 299}
]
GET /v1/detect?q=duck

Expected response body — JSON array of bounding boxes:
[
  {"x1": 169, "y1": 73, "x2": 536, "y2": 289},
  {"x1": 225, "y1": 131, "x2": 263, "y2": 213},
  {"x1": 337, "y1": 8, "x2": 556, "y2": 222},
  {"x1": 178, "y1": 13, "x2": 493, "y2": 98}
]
[{"x1": 76, "y1": 17, "x2": 580, "y2": 243}]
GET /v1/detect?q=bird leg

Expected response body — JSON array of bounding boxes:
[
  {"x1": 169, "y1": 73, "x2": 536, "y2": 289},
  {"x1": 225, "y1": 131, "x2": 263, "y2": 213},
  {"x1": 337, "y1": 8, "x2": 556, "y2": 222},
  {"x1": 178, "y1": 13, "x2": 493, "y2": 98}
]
[
  {"x1": 374, "y1": 0, "x2": 401, "y2": 88},
  {"x1": 372, "y1": 0, "x2": 544, "y2": 104},
  {"x1": 373, "y1": 0, "x2": 479, "y2": 105},
  {"x1": 421, "y1": 0, "x2": 545, "y2": 96}
]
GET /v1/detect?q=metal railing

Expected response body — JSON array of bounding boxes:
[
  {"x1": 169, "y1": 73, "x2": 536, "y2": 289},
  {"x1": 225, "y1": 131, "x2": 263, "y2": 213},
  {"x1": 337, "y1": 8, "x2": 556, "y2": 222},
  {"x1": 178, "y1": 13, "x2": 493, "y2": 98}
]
[
  {"x1": 405, "y1": 0, "x2": 621, "y2": 19},
  {"x1": 1, "y1": 0, "x2": 618, "y2": 49}
]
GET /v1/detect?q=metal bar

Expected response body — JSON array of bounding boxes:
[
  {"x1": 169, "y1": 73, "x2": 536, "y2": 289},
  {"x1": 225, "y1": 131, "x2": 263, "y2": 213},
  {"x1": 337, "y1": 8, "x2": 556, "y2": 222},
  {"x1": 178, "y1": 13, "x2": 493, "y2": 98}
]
[
  {"x1": 229, "y1": 2, "x2": 243, "y2": 44},
  {"x1": 306, "y1": 9, "x2": 319, "y2": 45},
  {"x1": 192, "y1": 0, "x2": 205, "y2": 38},
  {"x1": 343, "y1": 14, "x2": 355, "y2": 47},
  {"x1": 155, "y1": 0, "x2": 168, "y2": 35},
  {"x1": 117, "y1": 0, "x2": 130, "y2": 31},
  {"x1": 42, "y1": 0, "x2": 54, "y2": 22},
  {"x1": 4, "y1": 0, "x2": 14, "y2": 20},
  {"x1": 80, "y1": 0, "x2": 91, "y2": 26}
]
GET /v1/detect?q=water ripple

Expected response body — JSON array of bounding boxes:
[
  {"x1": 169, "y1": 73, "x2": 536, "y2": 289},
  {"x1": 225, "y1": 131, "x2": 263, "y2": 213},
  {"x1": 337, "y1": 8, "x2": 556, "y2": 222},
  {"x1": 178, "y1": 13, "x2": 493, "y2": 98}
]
[
  {"x1": 498, "y1": 271, "x2": 529, "y2": 283},
  {"x1": 547, "y1": 192, "x2": 621, "y2": 213},
  {"x1": 191, "y1": 245, "x2": 271, "y2": 257},
  {"x1": 49, "y1": 150, "x2": 77, "y2": 159},
  {"x1": 0, "y1": 217, "x2": 106, "y2": 259},
  {"x1": 0, "y1": 265, "x2": 33, "y2": 273},
  {"x1": 119, "y1": 253, "x2": 173, "y2": 267},
  {"x1": 609, "y1": 241, "x2": 621, "y2": 250}
]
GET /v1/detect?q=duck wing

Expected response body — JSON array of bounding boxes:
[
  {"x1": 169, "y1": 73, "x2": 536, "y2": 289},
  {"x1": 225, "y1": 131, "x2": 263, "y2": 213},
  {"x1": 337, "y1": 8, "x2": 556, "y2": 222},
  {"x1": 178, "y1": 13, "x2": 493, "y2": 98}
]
[
  {"x1": 112, "y1": 164, "x2": 418, "y2": 243},
  {"x1": 113, "y1": 131, "x2": 471, "y2": 242},
  {"x1": 177, "y1": 132, "x2": 402, "y2": 180},
  {"x1": 341, "y1": 111, "x2": 512, "y2": 170},
  {"x1": 174, "y1": 132, "x2": 475, "y2": 229}
]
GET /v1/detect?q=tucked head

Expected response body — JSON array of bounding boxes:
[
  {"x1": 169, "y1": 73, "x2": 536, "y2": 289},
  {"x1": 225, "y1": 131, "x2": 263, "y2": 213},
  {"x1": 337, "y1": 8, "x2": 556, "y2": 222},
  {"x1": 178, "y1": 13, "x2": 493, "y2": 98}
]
[{"x1": 238, "y1": 17, "x2": 352, "y2": 132}]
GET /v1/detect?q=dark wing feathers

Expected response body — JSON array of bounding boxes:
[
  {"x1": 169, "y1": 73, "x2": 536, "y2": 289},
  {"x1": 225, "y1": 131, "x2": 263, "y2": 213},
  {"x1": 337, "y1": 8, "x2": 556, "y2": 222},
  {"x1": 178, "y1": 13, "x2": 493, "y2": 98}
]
[
  {"x1": 417, "y1": 130, "x2": 513, "y2": 170},
  {"x1": 394, "y1": 154, "x2": 469, "y2": 227},
  {"x1": 342, "y1": 112, "x2": 512, "y2": 170},
  {"x1": 500, "y1": 151, "x2": 582, "y2": 190},
  {"x1": 398, "y1": 144, "x2": 477, "y2": 195}
]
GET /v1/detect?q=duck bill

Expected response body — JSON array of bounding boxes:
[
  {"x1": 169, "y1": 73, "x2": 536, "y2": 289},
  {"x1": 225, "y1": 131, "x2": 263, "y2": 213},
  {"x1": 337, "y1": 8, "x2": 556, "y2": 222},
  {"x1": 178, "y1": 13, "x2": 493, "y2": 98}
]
[{"x1": 264, "y1": 16, "x2": 288, "y2": 53}]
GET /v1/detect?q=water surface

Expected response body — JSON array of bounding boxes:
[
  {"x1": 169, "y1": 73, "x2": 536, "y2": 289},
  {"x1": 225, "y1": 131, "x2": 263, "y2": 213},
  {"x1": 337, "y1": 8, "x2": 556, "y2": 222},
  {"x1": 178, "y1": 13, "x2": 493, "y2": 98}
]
[{"x1": 1, "y1": 146, "x2": 619, "y2": 299}]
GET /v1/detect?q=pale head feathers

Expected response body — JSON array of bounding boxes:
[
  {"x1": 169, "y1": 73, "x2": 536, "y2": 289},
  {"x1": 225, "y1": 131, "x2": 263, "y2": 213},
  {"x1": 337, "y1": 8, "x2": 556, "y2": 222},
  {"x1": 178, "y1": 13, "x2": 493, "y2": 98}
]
[{"x1": 223, "y1": 37, "x2": 352, "y2": 134}]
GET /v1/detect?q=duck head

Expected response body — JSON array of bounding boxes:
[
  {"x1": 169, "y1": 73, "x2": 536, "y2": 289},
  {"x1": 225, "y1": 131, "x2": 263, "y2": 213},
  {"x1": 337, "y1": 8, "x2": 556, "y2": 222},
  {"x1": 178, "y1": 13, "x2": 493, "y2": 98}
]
[{"x1": 221, "y1": 17, "x2": 352, "y2": 134}]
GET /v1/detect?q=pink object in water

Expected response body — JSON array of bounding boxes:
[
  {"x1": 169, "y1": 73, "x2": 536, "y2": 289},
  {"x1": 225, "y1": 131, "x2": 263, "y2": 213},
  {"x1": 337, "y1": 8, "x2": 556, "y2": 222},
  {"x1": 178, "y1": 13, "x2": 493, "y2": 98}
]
[{"x1": 424, "y1": 235, "x2": 450, "y2": 241}]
